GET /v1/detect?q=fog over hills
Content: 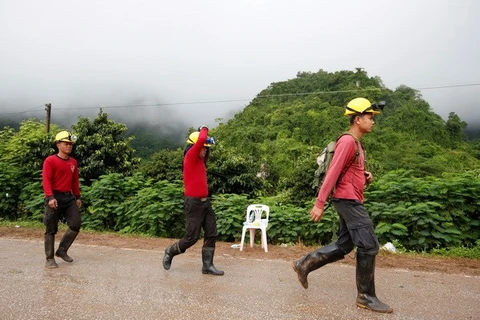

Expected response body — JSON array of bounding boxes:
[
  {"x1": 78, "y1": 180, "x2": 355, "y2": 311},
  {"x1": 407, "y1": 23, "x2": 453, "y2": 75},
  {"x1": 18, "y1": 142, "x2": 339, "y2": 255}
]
[{"x1": 1, "y1": 0, "x2": 479, "y2": 137}]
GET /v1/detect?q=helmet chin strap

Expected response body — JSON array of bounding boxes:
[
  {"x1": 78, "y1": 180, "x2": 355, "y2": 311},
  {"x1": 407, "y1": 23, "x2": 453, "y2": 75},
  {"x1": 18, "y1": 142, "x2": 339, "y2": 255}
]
[{"x1": 345, "y1": 106, "x2": 359, "y2": 113}]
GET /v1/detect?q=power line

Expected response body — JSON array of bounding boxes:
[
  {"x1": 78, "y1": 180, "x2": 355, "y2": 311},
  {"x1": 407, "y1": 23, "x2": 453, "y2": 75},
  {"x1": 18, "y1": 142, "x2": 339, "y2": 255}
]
[
  {"x1": 1, "y1": 82, "x2": 479, "y2": 116},
  {"x1": 1, "y1": 105, "x2": 44, "y2": 116},
  {"x1": 416, "y1": 83, "x2": 480, "y2": 90},
  {"x1": 55, "y1": 98, "x2": 251, "y2": 111}
]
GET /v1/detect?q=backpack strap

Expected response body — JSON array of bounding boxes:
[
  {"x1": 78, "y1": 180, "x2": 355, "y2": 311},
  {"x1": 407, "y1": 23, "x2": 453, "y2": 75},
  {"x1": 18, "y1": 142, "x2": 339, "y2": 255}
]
[
  {"x1": 315, "y1": 133, "x2": 364, "y2": 210},
  {"x1": 322, "y1": 133, "x2": 363, "y2": 208},
  {"x1": 332, "y1": 132, "x2": 360, "y2": 188},
  {"x1": 336, "y1": 132, "x2": 361, "y2": 163}
]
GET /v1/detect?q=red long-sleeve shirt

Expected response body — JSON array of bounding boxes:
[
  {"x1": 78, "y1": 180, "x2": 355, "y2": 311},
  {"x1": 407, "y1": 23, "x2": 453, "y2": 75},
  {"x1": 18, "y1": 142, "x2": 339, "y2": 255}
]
[
  {"x1": 183, "y1": 128, "x2": 209, "y2": 197},
  {"x1": 315, "y1": 134, "x2": 366, "y2": 209},
  {"x1": 42, "y1": 155, "x2": 81, "y2": 198}
]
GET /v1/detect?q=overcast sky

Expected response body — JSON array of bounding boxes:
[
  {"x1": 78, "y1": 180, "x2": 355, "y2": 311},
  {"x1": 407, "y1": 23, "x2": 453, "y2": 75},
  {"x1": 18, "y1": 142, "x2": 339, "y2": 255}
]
[{"x1": 1, "y1": 0, "x2": 479, "y2": 130}]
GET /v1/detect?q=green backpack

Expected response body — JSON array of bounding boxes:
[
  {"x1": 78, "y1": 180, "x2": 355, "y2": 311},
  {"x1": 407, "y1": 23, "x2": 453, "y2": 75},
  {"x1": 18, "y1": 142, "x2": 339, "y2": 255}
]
[{"x1": 311, "y1": 132, "x2": 361, "y2": 195}]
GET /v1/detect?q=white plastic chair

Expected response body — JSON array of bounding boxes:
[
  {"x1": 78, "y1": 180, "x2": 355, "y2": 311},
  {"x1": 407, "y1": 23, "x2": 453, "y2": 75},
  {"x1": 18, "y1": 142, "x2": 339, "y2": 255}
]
[{"x1": 240, "y1": 204, "x2": 270, "y2": 252}]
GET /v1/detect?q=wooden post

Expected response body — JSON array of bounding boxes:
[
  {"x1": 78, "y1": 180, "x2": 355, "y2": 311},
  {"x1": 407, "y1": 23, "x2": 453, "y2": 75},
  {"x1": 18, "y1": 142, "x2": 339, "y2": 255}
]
[{"x1": 45, "y1": 103, "x2": 51, "y2": 133}]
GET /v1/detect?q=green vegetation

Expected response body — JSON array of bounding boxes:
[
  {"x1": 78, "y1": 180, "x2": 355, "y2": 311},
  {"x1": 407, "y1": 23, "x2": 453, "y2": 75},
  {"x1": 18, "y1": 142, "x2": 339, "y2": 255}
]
[
  {"x1": 73, "y1": 109, "x2": 141, "y2": 185},
  {"x1": 429, "y1": 240, "x2": 480, "y2": 259},
  {"x1": 125, "y1": 123, "x2": 185, "y2": 159},
  {"x1": 367, "y1": 170, "x2": 479, "y2": 251},
  {"x1": 1, "y1": 69, "x2": 479, "y2": 258},
  {"x1": 0, "y1": 220, "x2": 45, "y2": 229}
]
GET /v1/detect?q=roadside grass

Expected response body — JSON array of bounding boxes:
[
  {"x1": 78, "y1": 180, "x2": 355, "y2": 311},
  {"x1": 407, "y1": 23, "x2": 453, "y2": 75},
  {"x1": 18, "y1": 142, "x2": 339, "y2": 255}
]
[
  {"x1": 428, "y1": 242, "x2": 480, "y2": 259},
  {"x1": 0, "y1": 219, "x2": 44, "y2": 229}
]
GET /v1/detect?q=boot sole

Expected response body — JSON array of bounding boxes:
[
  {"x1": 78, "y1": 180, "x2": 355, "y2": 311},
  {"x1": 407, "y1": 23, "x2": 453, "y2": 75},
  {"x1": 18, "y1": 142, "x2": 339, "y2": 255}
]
[
  {"x1": 292, "y1": 262, "x2": 308, "y2": 289},
  {"x1": 202, "y1": 271, "x2": 224, "y2": 275},
  {"x1": 162, "y1": 254, "x2": 172, "y2": 270},
  {"x1": 356, "y1": 302, "x2": 393, "y2": 313},
  {"x1": 45, "y1": 260, "x2": 58, "y2": 269},
  {"x1": 55, "y1": 253, "x2": 73, "y2": 262}
]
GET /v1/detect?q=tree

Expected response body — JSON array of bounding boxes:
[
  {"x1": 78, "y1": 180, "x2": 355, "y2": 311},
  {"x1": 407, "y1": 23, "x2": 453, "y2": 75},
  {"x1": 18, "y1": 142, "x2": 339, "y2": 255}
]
[
  {"x1": 0, "y1": 120, "x2": 59, "y2": 218},
  {"x1": 126, "y1": 123, "x2": 184, "y2": 159},
  {"x1": 282, "y1": 147, "x2": 320, "y2": 206},
  {"x1": 139, "y1": 148, "x2": 184, "y2": 182},
  {"x1": 1, "y1": 119, "x2": 57, "y2": 180},
  {"x1": 208, "y1": 145, "x2": 266, "y2": 196},
  {"x1": 445, "y1": 112, "x2": 467, "y2": 148},
  {"x1": 72, "y1": 109, "x2": 141, "y2": 185}
]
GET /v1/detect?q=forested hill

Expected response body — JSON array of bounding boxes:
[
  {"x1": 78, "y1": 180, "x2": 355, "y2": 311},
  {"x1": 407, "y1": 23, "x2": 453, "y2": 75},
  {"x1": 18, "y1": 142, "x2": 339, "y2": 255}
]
[{"x1": 208, "y1": 69, "x2": 480, "y2": 201}]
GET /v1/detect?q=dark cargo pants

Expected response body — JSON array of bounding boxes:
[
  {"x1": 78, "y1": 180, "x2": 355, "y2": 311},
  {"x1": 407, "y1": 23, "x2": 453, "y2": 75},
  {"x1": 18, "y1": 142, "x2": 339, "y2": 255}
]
[
  {"x1": 332, "y1": 199, "x2": 379, "y2": 256},
  {"x1": 44, "y1": 192, "x2": 82, "y2": 235},
  {"x1": 178, "y1": 196, "x2": 218, "y2": 252}
]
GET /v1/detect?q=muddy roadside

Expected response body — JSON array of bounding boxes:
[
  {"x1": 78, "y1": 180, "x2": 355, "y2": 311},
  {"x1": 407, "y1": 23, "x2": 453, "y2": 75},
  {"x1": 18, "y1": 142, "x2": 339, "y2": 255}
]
[{"x1": 1, "y1": 226, "x2": 478, "y2": 276}]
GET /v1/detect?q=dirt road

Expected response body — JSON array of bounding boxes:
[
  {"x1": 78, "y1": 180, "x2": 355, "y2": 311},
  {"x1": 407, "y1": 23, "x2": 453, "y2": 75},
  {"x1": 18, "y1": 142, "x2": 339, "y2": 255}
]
[{"x1": 1, "y1": 228, "x2": 479, "y2": 320}]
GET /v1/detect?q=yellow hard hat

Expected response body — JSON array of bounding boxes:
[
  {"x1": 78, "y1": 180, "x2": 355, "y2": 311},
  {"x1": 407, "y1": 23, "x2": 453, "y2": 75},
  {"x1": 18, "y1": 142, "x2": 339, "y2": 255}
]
[
  {"x1": 186, "y1": 131, "x2": 214, "y2": 147},
  {"x1": 344, "y1": 98, "x2": 383, "y2": 116},
  {"x1": 54, "y1": 131, "x2": 76, "y2": 143}
]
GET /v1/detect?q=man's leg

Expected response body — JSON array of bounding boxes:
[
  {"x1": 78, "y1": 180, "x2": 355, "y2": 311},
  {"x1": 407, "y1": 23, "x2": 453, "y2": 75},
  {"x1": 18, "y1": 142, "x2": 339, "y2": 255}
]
[
  {"x1": 201, "y1": 201, "x2": 223, "y2": 275},
  {"x1": 355, "y1": 250, "x2": 393, "y2": 313},
  {"x1": 292, "y1": 216, "x2": 352, "y2": 289},
  {"x1": 163, "y1": 197, "x2": 202, "y2": 270},
  {"x1": 56, "y1": 199, "x2": 81, "y2": 262},
  {"x1": 162, "y1": 242, "x2": 183, "y2": 270},
  {"x1": 43, "y1": 203, "x2": 59, "y2": 268},
  {"x1": 335, "y1": 200, "x2": 392, "y2": 313}
]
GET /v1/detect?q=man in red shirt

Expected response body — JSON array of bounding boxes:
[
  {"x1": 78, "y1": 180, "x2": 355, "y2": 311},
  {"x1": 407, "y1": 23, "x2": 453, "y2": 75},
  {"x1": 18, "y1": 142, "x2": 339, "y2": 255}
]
[
  {"x1": 292, "y1": 98, "x2": 392, "y2": 313},
  {"x1": 162, "y1": 126, "x2": 224, "y2": 275},
  {"x1": 42, "y1": 131, "x2": 82, "y2": 268}
]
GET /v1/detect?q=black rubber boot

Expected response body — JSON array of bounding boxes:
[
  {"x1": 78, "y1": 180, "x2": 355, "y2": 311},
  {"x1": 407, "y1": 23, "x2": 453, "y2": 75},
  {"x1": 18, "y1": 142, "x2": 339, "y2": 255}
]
[
  {"x1": 45, "y1": 234, "x2": 58, "y2": 269},
  {"x1": 201, "y1": 247, "x2": 224, "y2": 275},
  {"x1": 162, "y1": 242, "x2": 182, "y2": 270},
  {"x1": 356, "y1": 253, "x2": 393, "y2": 313},
  {"x1": 292, "y1": 242, "x2": 345, "y2": 289},
  {"x1": 55, "y1": 229, "x2": 79, "y2": 262}
]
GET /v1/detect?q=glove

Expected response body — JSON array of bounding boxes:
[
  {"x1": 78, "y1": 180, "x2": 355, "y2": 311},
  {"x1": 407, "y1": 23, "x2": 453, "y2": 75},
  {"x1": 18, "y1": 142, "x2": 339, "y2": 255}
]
[{"x1": 206, "y1": 137, "x2": 215, "y2": 145}]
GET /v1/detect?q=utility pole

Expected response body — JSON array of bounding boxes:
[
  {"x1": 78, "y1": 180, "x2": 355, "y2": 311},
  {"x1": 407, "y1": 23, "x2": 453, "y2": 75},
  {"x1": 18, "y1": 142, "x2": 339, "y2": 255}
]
[
  {"x1": 45, "y1": 103, "x2": 51, "y2": 133},
  {"x1": 355, "y1": 67, "x2": 364, "y2": 88}
]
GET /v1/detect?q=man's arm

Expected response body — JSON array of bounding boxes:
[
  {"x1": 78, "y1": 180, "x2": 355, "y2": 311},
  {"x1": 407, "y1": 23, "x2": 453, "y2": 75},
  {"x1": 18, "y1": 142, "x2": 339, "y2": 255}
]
[
  {"x1": 185, "y1": 127, "x2": 208, "y2": 160},
  {"x1": 72, "y1": 159, "x2": 81, "y2": 198},
  {"x1": 42, "y1": 157, "x2": 58, "y2": 209},
  {"x1": 42, "y1": 157, "x2": 54, "y2": 200},
  {"x1": 72, "y1": 159, "x2": 81, "y2": 209}
]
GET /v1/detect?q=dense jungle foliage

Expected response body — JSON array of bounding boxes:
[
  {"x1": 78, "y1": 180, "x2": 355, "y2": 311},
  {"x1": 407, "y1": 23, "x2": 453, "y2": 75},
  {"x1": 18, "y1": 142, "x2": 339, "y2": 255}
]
[{"x1": 1, "y1": 69, "x2": 479, "y2": 253}]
